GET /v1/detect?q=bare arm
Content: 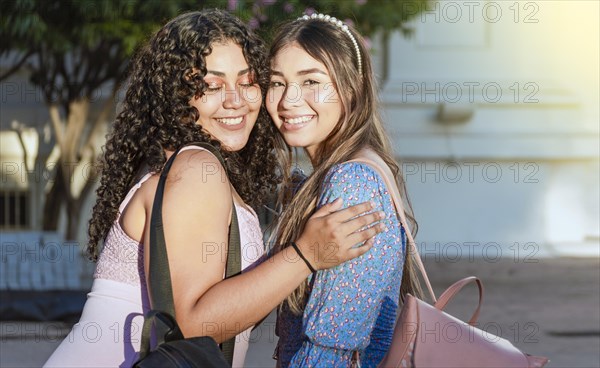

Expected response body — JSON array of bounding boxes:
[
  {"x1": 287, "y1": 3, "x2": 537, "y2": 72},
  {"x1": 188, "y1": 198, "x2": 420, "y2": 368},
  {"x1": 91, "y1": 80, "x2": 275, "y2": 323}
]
[{"x1": 145, "y1": 150, "x2": 383, "y2": 342}]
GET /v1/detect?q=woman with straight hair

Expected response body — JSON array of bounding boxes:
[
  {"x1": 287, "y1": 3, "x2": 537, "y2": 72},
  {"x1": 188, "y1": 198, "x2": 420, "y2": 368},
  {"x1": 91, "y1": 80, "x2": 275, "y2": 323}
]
[{"x1": 267, "y1": 13, "x2": 423, "y2": 367}]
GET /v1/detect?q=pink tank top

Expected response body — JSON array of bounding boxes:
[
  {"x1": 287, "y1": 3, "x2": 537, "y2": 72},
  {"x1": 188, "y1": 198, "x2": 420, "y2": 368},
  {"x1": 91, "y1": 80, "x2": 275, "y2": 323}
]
[{"x1": 93, "y1": 146, "x2": 264, "y2": 366}]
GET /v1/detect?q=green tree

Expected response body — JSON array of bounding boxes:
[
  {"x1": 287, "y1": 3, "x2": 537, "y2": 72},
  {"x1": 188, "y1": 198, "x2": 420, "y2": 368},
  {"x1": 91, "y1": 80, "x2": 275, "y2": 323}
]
[
  {"x1": 228, "y1": 0, "x2": 428, "y2": 41},
  {"x1": 0, "y1": 0, "x2": 202, "y2": 239},
  {"x1": 0, "y1": 0, "x2": 427, "y2": 240}
]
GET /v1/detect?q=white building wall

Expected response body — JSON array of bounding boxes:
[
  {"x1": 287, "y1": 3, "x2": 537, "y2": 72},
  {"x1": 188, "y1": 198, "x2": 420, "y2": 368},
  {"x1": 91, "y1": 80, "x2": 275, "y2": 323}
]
[{"x1": 380, "y1": 0, "x2": 599, "y2": 257}]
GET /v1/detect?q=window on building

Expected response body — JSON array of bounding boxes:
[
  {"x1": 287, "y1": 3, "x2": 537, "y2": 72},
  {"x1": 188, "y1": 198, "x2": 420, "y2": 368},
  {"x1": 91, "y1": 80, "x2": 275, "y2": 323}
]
[{"x1": 0, "y1": 191, "x2": 29, "y2": 229}]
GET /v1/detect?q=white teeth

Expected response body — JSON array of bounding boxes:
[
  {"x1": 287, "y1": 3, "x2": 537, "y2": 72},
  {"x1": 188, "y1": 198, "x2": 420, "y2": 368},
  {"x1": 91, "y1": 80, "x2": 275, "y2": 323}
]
[
  {"x1": 285, "y1": 116, "x2": 313, "y2": 125},
  {"x1": 217, "y1": 117, "x2": 243, "y2": 125}
]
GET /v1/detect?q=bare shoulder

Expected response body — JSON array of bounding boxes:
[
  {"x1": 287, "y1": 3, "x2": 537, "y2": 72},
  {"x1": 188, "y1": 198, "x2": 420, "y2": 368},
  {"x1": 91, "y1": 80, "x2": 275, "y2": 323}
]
[
  {"x1": 161, "y1": 149, "x2": 232, "y2": 224},
  {"x1": 167, "y1": 149, "x2": 230, "y2": 188},
  {"x1": 125, "y1": 149, "x2": 233, "y2": 226}
]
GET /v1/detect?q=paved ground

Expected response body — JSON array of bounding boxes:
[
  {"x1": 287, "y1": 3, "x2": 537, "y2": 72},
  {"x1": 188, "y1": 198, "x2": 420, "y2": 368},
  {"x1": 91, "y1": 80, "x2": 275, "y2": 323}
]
[{"x1": 1, "y1": 257, "x2": 599, "y2": 368}]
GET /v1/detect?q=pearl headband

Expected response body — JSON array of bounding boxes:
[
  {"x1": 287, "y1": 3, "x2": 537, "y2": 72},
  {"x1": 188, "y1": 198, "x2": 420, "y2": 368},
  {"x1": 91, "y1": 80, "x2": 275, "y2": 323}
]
[{"x1": 298, "y1": 13, "x2": 363, "y2": 73}]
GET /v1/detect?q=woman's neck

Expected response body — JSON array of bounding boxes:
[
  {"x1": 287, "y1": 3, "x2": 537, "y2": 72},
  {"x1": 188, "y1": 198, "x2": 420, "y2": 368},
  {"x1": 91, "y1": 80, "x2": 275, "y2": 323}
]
[{"x1": 305, "y1": 146, "x2": 318, "y2": 167}]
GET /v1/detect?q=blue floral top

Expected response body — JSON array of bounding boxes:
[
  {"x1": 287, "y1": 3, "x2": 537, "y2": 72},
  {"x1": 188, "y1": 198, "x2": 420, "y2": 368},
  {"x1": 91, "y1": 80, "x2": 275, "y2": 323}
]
[{"x1": 276, "y1": 162, "x2": 406, "y2": 368}]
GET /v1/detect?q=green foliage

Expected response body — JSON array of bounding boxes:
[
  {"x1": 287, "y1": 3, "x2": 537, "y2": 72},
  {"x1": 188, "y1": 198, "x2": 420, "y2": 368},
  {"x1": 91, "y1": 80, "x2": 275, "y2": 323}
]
[
  {"x1": 0, "y1": 0, "x2": 203, "y2": 99},
  {"x1": 0, "y1": 0, "x2": 428, "y2": 100},
  {"x1": 227, "y1": 0, "x2": 430, "y2": 42},
  {"x1": 1, "y1": 0, "x2": 190, "y2": 56}
]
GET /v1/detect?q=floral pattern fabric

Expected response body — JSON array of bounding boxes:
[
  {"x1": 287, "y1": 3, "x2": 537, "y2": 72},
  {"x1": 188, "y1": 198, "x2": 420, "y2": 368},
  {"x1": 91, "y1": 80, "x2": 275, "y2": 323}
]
[{"x1": 277, "y1": 162, "x2": 406, "y2": 368}]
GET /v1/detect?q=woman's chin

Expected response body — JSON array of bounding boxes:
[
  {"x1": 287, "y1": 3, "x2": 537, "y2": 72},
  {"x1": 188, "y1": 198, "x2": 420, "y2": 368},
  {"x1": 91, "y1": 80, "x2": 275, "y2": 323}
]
[
  {"x1": 203, "y1": 130, "x2": 248, "y2": 151},
  {"x1": 219, "y1": 138, "x2": 249, "y2": 152},
  {"x1": 281, "y1": 137, "x2": 310, "y2": 150}
]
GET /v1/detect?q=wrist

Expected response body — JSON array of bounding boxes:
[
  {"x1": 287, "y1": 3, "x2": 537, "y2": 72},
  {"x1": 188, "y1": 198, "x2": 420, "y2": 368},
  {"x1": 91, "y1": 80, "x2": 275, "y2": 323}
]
[
  {"x1": 290, "y1": 241, "x2": 316, "y2": 273},
  {"x1": 281, "y1": 246, "x2": 313, "y2": 278},
  {"x1": 293, "y1": 236, "x2": 316, "y2": 266}
]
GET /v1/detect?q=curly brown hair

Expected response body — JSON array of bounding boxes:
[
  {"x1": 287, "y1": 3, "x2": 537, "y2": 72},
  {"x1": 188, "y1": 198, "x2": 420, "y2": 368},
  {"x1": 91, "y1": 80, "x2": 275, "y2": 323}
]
[{"x1": 87, "y1": 9, "x2": 279, "y2": 261}]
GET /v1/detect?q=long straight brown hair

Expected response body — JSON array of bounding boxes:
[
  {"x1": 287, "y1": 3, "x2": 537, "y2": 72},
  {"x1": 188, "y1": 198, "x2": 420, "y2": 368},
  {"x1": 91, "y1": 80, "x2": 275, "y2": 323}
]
[{"x1": 269, "y1": 18, "x2": 423, "y2": 314}]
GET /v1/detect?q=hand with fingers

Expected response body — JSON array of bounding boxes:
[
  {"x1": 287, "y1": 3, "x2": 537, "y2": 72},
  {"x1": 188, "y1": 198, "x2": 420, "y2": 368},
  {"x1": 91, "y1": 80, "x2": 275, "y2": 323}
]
[{"x1": 293, "y1": 198, "x2": 387, "y2": 271}]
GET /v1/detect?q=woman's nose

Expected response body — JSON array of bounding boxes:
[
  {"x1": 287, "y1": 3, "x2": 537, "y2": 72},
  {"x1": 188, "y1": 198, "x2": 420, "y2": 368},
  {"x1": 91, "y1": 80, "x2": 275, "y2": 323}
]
[
  {"x1": 280, "y1": 83, "x2": 303, "y2": 109},
  {"x1": 222, "y1": 86, "x2": 243, "y2": 109}
]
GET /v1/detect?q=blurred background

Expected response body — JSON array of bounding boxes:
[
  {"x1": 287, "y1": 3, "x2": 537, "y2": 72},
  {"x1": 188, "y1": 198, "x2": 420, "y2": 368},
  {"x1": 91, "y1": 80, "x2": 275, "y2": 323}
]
[{"x1": 1, "y1": 1, "x2": 598, "y2": 367}]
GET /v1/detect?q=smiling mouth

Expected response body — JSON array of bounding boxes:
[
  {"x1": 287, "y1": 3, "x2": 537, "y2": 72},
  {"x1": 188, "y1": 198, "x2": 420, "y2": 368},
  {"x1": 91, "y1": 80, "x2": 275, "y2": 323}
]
[
  {"x1": 283, "y1": 115, "x2": 314, "y2": 125},
  {"x1": 216, "y1": 116, "x2": 244, "y2": 126}
]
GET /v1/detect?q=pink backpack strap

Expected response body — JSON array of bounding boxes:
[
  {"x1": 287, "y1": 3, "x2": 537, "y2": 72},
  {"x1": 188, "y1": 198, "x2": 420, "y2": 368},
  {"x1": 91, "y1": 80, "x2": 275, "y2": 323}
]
[{"x1": 346, "y1": 158, "x2": 437, "y2": 302}]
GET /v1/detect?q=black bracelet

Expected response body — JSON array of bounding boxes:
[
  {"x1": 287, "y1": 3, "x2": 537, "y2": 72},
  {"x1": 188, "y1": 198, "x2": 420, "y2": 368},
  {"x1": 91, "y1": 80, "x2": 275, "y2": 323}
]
[{"x1": 290, "y1": 242, "x2": 316, "y2": 273}]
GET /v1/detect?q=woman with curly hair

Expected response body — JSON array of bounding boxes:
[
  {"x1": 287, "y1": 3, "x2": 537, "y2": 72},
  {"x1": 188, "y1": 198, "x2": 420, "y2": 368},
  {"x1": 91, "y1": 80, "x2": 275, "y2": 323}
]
[
  {"x1": 44, "y1": 9, "x2": 384, "y2": 368},
  {"x1": 267, "y1": 14, "x2": 423, "y2": 367}
]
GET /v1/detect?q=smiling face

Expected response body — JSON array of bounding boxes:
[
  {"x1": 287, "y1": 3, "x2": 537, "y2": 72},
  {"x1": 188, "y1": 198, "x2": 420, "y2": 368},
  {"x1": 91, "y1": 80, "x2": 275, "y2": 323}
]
[
  {"x1": 266, "y1": 43, "x2": 343, "y2": 159},
  {"x1": 190, "y1": 41, "x2": 262, "y2": 151}
]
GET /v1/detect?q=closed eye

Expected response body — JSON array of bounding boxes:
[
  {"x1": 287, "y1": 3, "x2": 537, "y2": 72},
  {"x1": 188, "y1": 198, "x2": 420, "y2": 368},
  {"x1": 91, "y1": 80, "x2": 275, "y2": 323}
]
[{"x1": 205, "y1": 83, "x2": 222, "y2": 93}]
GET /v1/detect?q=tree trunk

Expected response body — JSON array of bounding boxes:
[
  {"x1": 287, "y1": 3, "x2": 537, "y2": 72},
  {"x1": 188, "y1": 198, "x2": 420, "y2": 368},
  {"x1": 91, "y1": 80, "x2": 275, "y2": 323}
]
[
  {"x1": 44, "y1": 100, "x2": 87, "y2": 237},
  {"x1": 43, "y1": 97, "x2": 112, "y2": 240},
  {"x1": 42, "y1": 164, "x2": 65, "y2": 231},
  {"x1": 65, "y1": 197, "x2": 83, "y2": 241}
]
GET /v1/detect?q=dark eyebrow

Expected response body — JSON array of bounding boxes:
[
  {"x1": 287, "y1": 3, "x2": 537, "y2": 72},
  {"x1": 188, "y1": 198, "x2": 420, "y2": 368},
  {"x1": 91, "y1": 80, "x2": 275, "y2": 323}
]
[
  {"x1": 270, "y1": 68, "x2": 328, "y2": 77},
  {"x1": 297, "y1": 68, "x2": 328, "y2": 76},
  {"x1": 206, "y1": 68, "x2": 251, "y2": 77}
]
